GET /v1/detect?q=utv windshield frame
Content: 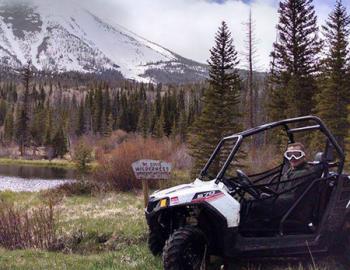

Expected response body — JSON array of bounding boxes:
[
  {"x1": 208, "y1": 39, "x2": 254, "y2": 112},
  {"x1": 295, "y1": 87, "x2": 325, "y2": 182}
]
[{"x1": 199, "y1": 115, "x2": 345, "y2": 182}]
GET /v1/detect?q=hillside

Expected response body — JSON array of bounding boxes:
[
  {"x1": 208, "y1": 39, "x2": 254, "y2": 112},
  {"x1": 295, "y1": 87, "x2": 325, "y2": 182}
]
[{"x1": 0, "y1": 0, "x2": 208, "y2": 84}]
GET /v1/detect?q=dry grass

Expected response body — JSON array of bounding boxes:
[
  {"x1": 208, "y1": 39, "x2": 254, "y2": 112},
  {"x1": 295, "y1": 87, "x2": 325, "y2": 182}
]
[
  {"x1": 0, "y1": 201, "x2": 58, "y2": 250},
  {"x1": 42, "y1": 180, "x2": 100, "y2": 202}
]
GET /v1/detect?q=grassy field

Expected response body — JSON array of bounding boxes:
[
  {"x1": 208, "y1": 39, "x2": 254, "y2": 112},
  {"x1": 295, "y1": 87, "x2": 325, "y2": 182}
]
[{"x1": 0, "y1": 190, "x2": 347, "y2": 270}]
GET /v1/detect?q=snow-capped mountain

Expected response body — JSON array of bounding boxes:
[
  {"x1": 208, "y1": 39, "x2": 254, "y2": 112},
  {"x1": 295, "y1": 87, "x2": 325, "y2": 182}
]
[{"x1": 0, "y1": 0, "x2": 207, "y2": 83}]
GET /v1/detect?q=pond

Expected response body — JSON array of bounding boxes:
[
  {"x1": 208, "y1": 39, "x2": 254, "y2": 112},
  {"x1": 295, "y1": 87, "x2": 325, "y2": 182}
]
[
  {"x1": 0, "y1": 164, "x2": 76, "y2": 179},
  {"x1": 0, "y1": 164, "x2": 76, "y2": 192}
]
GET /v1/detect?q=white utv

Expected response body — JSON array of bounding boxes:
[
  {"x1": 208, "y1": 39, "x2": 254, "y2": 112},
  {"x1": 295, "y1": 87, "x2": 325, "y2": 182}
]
[{"x1": 145, "y1": 116, "x2": 350, "y2": 269}]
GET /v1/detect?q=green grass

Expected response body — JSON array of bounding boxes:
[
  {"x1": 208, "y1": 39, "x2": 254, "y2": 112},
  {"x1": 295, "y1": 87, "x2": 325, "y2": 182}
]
[
  {"x1": 0, "y1": 158, "x2": 76, "y2": 169},
  {"x1": 0, "y1": 191, "x2": 161, "y2": 269},
  {"x1": 0, "y1": 190, "x2": 347, "y2": 270},
  {"x1": 0, "y1": 158, "x2": 99, "y2": 171},
  {"x1": 0, "y1": 191, "x2": 43, "y2": 208},
  {"x1": 0, "y1": 243, "x2": 162, "y2": 270}
]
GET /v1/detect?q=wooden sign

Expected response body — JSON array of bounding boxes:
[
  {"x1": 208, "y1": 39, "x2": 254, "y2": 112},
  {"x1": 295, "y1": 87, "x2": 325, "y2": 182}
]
[
  {"x1": 132, "y1": 160, "x2": 172, "y2": 180},
  {"x1": 132, "y1": 160, "x2": 172, "y2": 207}
]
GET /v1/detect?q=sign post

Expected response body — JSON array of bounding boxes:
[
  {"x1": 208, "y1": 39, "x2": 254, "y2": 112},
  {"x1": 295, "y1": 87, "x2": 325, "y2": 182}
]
[{"x1": 132, "y1": 159, "x2": 172, "y2": 207}]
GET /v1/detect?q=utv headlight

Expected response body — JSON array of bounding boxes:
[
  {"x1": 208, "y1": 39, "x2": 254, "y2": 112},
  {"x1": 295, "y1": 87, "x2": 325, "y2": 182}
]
[{"x1": 159, "y1": 198, "x2": 168, "y2": 208}]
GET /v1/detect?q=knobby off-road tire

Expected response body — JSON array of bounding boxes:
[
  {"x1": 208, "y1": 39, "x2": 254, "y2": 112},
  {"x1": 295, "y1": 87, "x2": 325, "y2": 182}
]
[
  {"x1": 148, "y1": 230, "x2": 166, "y2": 256},
  {"x1": 163, "y1": 226, "x2": 208, "y2": 270}
]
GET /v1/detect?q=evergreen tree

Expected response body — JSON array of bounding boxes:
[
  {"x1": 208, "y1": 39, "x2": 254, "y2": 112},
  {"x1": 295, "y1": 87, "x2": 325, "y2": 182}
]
[
  {"x1": 153, "y1": 106, "x2": 165, "y2": 138},
  {"x1": 52, "y1": 127, "x2": 68, "y2": 158},
  {"x1": 178, "y1": 110, "x2": 188, "y2": 142},
  {"x1": 105, "y1": 113, "x2": 113, "y2": 137},
  {"x1": 104, "y1": 88, "x2": 111, "y2": 125},
  {"x1": 315, "y1": 0, "x2": 350, "y2": 147},
  {"x1": 188, "y1": 89, "x2": 201, "y2": 127},
  {"x1": 268, "y1": 0, "x2": 321, "y2": 119},
  {"x1": 151, "y1": 85, "x2": 162, "y2": 131},
  {"x1": 44, "y1": 107, "x2": 53, "y2": 145},
  {"x1": 15, "y1": 105, "x2": 29, "y2": 156},
  {"x1": 137, "y1": 107, "x2": 149, "y2": 138},
  {"x1": 0, "y1": 99, "x2": 7, "y2": 126},
  {"x1": 76, "y1": 101, "x2": 85, "y2": 136},
  {"x1": 93, "y1": 87, "x2": 103, "y2": 133},
  {"x1": 30, "y1": 106, "x2": 45, "y2": 148},
  {"x1": 15, "y1": 61, "x2": 32, "y2": 156},
  {"x1": 118, "y1": 91, "x2": 131, "y2": 131},
  {"x1": 73, "y1": 139, "x2": 93, "y2": 173},
  {"x1": 4, "y1": 108, "x2": 14, "y2": 142},
  {"x1": 111, "y1": 94, "x2": 120, "y2": 130},
  {"x1": 39, "y1": 86, "x2": 46, "y2": 106},
  {"x1": 100, "y1": 110, "x2": 108, "y2": 137},
  {"x1": 189, "y1": 21, "x2": 242, "y2": 177}
]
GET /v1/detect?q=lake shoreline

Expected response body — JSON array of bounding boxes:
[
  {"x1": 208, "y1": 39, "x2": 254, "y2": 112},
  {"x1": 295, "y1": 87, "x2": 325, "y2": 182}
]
[{"x1": 0, "y1": 158, "x2": 76, "y2": 169}]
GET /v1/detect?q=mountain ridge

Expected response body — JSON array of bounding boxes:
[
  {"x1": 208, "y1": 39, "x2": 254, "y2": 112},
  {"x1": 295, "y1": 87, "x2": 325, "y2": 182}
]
[{"x1": 0, "y1": 0, "x2": 208, "y2": 83}]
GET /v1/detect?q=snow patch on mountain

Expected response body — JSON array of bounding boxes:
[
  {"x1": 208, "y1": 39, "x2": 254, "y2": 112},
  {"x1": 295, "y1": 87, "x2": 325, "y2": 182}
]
[{"x1": 0, "y1": 0, "x2": 207, "y2": 83}]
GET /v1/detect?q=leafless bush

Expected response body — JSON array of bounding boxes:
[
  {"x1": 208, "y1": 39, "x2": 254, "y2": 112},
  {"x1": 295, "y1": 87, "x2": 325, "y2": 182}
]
[
  {"x1": 0, "y1": 202, "x2": 59, "y2": 250},
  {"x1": 95, "y1": 130, "x2": 129, "y2": 156},
  {"x1": 169, "y1": 144, "x2": 192, "y2": 170},
  {"x1": 94, "y1": 136, "x2": 179, "y2": 191}
]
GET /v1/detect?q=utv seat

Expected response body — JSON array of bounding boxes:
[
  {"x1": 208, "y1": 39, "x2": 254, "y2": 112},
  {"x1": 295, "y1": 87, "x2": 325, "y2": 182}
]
[
  {"x1": 239, "y1": 155, "x2": 327, "y2": 237},
  {"x1": 274, "y1": 158, "x2": 326, "y2": 234},
  {"x1": 274, "y1": 154, "x2": 332, "y2": 235}
]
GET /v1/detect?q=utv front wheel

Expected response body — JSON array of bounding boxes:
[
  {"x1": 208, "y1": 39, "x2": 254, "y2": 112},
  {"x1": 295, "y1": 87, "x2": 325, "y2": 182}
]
[
  {"x1": 163, "y1": 226, "x2": 208, "y2": 270},
  {"x1": 148, "y1": 230, "x2": 166, "y2": 256}
]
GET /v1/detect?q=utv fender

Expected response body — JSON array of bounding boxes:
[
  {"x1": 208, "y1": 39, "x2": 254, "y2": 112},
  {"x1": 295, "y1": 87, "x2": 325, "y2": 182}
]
[
  {"x1": 146, "y1": 202, "x2": 229, "y2": 255},
  {"x1": 146, "y1": 201, "x2": 227, "y2": 227}
]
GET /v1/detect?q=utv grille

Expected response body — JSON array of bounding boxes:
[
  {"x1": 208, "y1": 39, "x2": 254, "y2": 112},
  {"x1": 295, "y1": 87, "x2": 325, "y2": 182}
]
[{"x1": 147, "y1": 200, "x2": 159, "y2": 212}]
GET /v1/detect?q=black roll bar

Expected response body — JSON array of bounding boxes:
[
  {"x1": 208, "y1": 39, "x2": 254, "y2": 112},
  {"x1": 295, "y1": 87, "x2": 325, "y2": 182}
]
[{"x1": 200, "y1": 116, "x2": 345, "y2": 181}]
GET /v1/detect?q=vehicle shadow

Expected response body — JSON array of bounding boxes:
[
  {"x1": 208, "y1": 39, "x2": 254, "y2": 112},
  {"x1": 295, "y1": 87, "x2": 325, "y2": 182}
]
[{"x1": 209, "y1": 256, "x2": 347, "y2": 270}]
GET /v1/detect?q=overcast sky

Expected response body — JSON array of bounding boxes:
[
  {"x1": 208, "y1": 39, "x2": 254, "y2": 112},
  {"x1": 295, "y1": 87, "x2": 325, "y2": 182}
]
[{"x1": 80, "y1": 0, "x2": 349, "y2": 71}]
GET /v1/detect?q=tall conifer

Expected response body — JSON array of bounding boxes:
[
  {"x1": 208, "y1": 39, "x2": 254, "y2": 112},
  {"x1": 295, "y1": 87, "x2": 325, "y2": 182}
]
[
  {"x1": 189, "y1": 21, "x2": 242, "y2": 177},
  {"x1": 4, "y1": 108, "x2": 14, "y2": 142},
  {"x1": 76, "y1": 101, "x2": 85, "y2": 136},
  {"x1": 15, "y1": 61, "x2": 32, "y2": 156},
  {"x1": 269, "y1": 0, "x2": 321, "y2": 119},
  {"x1": 315, "y1": 0, "x2": 350, "y2": 147}
]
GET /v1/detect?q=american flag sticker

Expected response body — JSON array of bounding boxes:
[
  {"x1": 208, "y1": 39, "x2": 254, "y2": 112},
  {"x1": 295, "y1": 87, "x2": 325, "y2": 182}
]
[{"x1": 171, "y1": 197, "x2": 179, "y2": 204}]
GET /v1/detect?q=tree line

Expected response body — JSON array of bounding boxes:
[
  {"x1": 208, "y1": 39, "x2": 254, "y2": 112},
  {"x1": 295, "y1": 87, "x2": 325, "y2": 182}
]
[
  {"x1": 0, "y1": 65, "x2": 206, "y2": 158},
  {"x1": 1, "y1": 0, "x2": 349, "y2": 175},
  {"x1": 269, "y1": 0, "x2": 350, "y2": 147},
  {"x1": 189, "y1": 0, "x2": 350, "y2": 175}
]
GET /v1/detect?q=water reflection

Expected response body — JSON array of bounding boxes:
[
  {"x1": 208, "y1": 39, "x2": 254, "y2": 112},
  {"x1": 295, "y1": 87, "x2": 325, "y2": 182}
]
[{"x1": 0, "y1": 164, "x2": 76, "y2": 180}]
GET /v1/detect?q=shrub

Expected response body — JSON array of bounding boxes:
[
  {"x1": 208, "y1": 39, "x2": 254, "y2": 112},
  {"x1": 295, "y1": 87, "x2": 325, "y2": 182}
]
[
  {"x1": 96, "y1": 130, "x2": 129, "y2": 153},
  {"x1": 42, "y1": 180, "x2": 99, "y2": 200},
  {"x1": 94, "y1": 136, "x2": 178, "y2": 191},
  {"x1": 169, "y1": 144, "x2": 192, "y2": 170},
  {"x1": 72, "y1": 139, "x2": 93, "y2": 173},
  {"x1": 0, "y1": 202, "x2": 58, "y2": 250}
]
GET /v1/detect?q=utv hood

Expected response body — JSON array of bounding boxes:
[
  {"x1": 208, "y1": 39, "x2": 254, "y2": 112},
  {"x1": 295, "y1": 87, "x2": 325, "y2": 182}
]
[
  {"x1": 149, "y1": 179, "x2": 240, "y2": 228},
  {"x1": 150, "y1": 179, "x2": 219, "y2": 202}
]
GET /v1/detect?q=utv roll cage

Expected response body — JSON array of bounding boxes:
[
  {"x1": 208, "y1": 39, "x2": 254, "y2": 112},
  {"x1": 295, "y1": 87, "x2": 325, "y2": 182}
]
[
  {"x1": 147, "y1": 116, "x2": 350, "y2": 264},
  {"x1": 200, "y1": 115, "x2": 345, "y2": 182}
]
